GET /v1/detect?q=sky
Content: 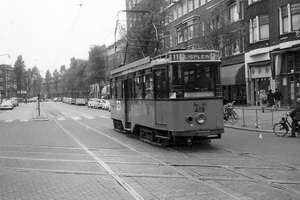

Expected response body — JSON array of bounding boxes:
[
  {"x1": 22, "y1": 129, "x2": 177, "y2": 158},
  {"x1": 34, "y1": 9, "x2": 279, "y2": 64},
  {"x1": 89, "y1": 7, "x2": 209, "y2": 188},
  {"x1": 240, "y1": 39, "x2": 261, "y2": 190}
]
[{"x1": 0, "y1": 0, "x2": 126, "y2": 77}]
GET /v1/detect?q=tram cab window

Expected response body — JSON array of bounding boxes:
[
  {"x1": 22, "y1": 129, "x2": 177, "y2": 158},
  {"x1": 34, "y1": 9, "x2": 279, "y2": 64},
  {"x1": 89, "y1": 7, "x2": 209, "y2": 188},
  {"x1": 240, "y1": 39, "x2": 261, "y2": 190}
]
[
  {"x1": 183, "y1": 64, "x2": 215, "y2": 97},
  {"x1": 169, "y1": 64, "x2": 182, "y2": 98}
]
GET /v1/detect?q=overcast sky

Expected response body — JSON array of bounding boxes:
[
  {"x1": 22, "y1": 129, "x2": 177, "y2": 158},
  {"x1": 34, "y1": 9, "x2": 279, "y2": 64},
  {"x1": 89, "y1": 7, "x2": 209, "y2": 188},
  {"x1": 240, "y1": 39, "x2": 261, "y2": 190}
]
[{"x1": 0, "y1": 0, "x2": 126, "y2": 76}]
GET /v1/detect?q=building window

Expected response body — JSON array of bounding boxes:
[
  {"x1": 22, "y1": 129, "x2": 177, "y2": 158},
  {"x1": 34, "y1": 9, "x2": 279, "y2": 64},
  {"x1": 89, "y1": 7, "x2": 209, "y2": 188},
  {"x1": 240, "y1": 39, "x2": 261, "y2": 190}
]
[
  {"x1": 229, "y1": 1, "x2": 244, "y2": 22},
  {"x1": 249, "y1": 18, "x2": 258, "y2": 42},
  {"x1": 249, "y1": 15, "x2": 269, "y2": 43},
  {"x1": 291, "y1": 3, "x2": 300, "y2": 31},
  {"x1": 0, "y1": 78, "x2": 3, "y2": 82},
  {"x1": 281, "y1": 5, "x2": 289, "y2": 33},
  {"x1": 248, "y1": 0, "x2": 260, "y2": 5},
  {"x1": 183, "y1": 0, "x2": 188, "y2": 15},
  {"x1": 200, "y1": 0, "x2": 205, "y2": 6},
  {"x1": 188, "y1": 0, "x2": 193, "y2": 12},
  {"x1": 173, "y1": 9, "x2": 177, "y2": 20},
  {"x1": 280, "y1": 3, "x2": 300, "y2": 34},
  {"x1": 259, "y1": 15, "x2": 269, "y2": 40},
  {"x1": 194, "y1": 0, "x2": 199, "y2": 8},
  {"x1": 178, "y1": 6, "x2": 182, "y2": 18}
]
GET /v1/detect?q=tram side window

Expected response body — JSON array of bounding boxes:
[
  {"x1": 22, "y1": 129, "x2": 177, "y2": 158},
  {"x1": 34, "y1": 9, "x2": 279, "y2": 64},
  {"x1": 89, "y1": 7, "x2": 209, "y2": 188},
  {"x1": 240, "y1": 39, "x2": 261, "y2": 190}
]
[
  {"x1": 116, "y1": 80, "x2": 122, "y2": 99},
  {"x1": 134, "y1": 76, "x2": 143, "y2": 99},
  {"x1": 169, "y1": 64, "x2": 182, "y2": 98},
  {"x1": 145, "y1": 73, "x2": 153, "y2": 99}
]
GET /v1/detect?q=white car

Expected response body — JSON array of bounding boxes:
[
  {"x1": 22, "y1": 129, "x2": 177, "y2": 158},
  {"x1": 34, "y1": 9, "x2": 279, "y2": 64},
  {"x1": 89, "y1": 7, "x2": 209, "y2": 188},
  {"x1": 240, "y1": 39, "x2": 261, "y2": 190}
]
[
  {"x1": 75, "y1": 98, "x2": 86, "y2": 105},
  {"x1": 0, "y1": 100, "x2": 14, "y2": 110},
  {"x1": 103, "y1": 100, "x2": 110, "y2": 111},
  {"x1": 88, "y1": 98, "x2": 97, "y2": 108}
]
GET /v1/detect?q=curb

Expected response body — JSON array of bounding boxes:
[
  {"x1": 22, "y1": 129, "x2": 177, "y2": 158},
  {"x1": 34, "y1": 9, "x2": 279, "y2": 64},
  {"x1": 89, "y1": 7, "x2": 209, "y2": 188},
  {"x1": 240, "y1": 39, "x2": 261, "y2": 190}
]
[
  {"x1": 224, "y1": 124, "x2": 273, "y2": 133},
  {"x1": 32, "y1": 109, "x2": 49, "y2": 121}
]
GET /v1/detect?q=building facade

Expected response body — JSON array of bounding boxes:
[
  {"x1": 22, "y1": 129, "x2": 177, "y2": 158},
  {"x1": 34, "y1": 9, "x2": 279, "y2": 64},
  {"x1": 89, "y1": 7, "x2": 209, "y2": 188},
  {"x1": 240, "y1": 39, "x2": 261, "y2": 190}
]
[
  {"x1": 0, "y1": 64, "x2": 17, "y2": 99},
  {"x1": 245, "y1": 0, "x2": 300, "y2": 106},
  {"x1": 125, "y1": 0, "x2": 247, "y2": 104}
]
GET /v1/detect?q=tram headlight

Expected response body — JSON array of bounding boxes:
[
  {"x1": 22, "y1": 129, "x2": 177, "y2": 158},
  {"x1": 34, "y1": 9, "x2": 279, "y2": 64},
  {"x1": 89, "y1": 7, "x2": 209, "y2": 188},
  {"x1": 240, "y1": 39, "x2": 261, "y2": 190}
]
[
  {"x1": 196, "y1": 113, "x2": 206, "y2": 124},
  {"x1": 186, "y1": 115, "x2": 194, "y2": 123}
]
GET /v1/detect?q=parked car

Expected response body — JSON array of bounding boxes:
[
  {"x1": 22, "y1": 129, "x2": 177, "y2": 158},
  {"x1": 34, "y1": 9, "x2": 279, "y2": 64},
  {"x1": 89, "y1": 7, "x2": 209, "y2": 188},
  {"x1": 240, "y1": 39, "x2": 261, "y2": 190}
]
[
  {"x1": 10, "y1": 97, "x2": 19, "y2": 107},
  {"x1": 75, "y1": 98, "x2": 86, "y2": 105},
  {"x1": 53, "y1": 97, "x2": 61, "y2": 102},
  {"x1": 0, "y1": 100, "x2": 14, "y2": 110},
  {"x1": 103, "y1": 99, "x2": 110, "y2": 111},
  {"x1": 88, "y1": 98, "x2": 97, "y2": 108},
  {"x1": 71, "y1": 98, "x2": 76, "y2": 104}
]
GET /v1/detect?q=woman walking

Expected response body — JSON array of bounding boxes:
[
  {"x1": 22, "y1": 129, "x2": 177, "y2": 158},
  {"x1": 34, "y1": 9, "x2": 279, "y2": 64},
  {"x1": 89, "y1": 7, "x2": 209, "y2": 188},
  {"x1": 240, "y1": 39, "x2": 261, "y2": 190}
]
[{"x1": 259, "y1": 90, "x2": 267, "y2": 113}]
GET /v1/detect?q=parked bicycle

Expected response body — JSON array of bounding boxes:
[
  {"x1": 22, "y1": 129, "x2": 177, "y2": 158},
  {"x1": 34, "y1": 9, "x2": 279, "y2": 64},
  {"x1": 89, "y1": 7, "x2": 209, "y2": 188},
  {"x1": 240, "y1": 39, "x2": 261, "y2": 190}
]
[
  {"x1": 223, "y1": 101, "x2": 239, "y2": 124},
  {"x1": 273, "y1": 113, "x2": 300, "y2": 137}
]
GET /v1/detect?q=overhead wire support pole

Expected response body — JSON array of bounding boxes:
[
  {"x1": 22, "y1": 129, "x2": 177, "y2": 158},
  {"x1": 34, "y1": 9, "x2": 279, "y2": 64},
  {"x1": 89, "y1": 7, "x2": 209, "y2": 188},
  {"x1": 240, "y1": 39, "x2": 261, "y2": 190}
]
[{"x1": 114, "y1": 10, "x2": 159, "y2": 65}]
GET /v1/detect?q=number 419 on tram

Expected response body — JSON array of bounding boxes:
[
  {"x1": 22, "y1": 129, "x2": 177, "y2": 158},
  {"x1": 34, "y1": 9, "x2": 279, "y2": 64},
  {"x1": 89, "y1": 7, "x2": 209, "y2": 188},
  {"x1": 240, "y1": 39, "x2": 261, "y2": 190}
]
[{"x1": 110, "y1": 49, "x2": 224, "y2": 146}]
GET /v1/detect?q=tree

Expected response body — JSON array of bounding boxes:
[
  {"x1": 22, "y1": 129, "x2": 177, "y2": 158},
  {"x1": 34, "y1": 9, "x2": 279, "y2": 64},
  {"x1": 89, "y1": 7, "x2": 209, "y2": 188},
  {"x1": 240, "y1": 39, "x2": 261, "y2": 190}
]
[
  {"x1": 87, "y1": 45, "x2": 107, "y2": 94},
  {"x1": 195, "y1": 2, "x2": 245, "y2": 54},
  {"x1": 53, "y1": 69, "x2": 60, "y2": 97},
  {"x1": 14, "y1": 55, "x2": 26, "y2": 94},
  {"x1": 116, "y1": 0, "x2": 168, "y2": 64},
  {"x1": 45, "y1": 70, "x2": 52, "y2": 98}
]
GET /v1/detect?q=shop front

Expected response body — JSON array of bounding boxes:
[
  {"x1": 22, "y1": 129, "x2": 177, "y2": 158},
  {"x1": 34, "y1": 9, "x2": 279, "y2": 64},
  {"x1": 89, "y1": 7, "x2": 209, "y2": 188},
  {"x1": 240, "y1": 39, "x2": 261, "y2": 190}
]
[
  {"x1": 221, "y1": 63, "x2": 246, "y2": 104},
  {"x1": 248, "y1": 61, "x2": 273, "y2": 106},
  {"x1": 271, "y1": 46, "x2": 300, "y2": 107}
]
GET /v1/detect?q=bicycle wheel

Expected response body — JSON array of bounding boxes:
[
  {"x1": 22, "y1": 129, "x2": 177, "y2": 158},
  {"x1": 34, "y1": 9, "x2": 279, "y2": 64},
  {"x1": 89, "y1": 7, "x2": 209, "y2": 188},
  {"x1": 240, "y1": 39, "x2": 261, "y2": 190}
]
[
  {"x1": 273, "y1": 123, "x2": 289, "y2": 137},
  {"x1": 227, "y1": 112, "x2": 239, "y2": 124}
]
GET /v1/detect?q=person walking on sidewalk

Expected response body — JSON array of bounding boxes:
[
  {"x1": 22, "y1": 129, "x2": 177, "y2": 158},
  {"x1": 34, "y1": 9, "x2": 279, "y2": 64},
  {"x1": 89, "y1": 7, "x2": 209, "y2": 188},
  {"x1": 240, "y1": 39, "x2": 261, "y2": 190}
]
[
  {"x1": 274, "y1": 88, "x2": 283, "y2": 110},
  {"x1": 289, "y1": 98, "x2": 300, "y2": 137},
  {"x1": 267, "y1": 89, "x2": 275, "y2": 109},
  {"x1": 259, "y1": 90, "x2": 267, "y2": 113}
]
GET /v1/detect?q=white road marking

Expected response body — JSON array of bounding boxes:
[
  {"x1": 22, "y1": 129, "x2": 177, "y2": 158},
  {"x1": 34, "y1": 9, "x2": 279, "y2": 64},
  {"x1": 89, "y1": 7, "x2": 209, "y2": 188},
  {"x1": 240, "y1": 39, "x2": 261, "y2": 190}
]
[
  {"x1": 4, "y1": 120, "x2": 13, "y2": 122},
  {"x1": 85, "y1": 116, "x2": 95, "y2": 119},
  {"x1": 72, "y1": 117, "x2": 81, "y2": 120},
  {"x1": 57, "y1": 118, "x2": 65, "y2": 121},
  {"x1": 20, "y1": 119, "x2": 28, "y2": 122}
]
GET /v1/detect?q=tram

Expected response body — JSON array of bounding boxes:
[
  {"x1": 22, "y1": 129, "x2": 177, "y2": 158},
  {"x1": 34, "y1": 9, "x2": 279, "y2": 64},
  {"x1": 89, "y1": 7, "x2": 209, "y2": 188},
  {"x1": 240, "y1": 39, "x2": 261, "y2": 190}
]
[{"x1": 110, "y1": 49, "x2": 224, "y2": 146}]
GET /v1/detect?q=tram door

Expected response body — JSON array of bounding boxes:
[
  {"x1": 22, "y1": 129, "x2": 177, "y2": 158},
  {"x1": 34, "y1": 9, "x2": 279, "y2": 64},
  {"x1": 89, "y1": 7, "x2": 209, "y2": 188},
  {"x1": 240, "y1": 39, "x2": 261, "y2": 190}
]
[
  {"x1": 154, "y1": 68, "x2": 167, "y2": 126},
  {"x1": 124, "y1": 79, "x2": 132, "y2": 129}
]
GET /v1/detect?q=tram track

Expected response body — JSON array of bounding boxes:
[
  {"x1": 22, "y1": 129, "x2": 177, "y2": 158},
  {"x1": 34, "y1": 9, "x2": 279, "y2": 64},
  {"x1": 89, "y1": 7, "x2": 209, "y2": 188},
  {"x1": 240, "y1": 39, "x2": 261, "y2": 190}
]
[{"x1": 49, "y1": 115, "x2": 256, "y2": 200}]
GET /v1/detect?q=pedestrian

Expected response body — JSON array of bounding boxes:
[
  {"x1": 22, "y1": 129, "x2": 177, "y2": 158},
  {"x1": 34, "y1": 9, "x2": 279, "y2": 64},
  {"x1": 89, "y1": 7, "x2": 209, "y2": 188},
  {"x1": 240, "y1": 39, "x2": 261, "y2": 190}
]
[
  {"x1": 25, "y1": 98, "x2": 27, "y2": 104},
  {"x1": 259, "y1": 90, "x2": 267, "y2": 113},
  {"x1": 267, "y1": 89, "x2": 275, "y2": 109},
  {"x1": 274, "y1": 88, "x2": 283, "y2": 110},
  {"x1": 289, "y1": 98, "x2": 300, "y2": 137}
]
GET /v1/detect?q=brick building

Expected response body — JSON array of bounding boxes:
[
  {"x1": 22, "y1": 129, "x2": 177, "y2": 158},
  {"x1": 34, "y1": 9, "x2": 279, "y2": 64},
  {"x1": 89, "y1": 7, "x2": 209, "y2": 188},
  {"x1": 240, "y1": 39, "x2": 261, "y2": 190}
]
[{"x1": 245, "y1": 0, "x2": 300, "y2": 106}]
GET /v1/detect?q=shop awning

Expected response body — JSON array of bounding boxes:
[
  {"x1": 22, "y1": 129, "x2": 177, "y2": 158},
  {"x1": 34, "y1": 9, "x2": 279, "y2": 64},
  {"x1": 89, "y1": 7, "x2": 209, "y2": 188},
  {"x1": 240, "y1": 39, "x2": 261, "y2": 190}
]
[{"x1": 221, "y1": 63, "x2": 245, "y2": 85}]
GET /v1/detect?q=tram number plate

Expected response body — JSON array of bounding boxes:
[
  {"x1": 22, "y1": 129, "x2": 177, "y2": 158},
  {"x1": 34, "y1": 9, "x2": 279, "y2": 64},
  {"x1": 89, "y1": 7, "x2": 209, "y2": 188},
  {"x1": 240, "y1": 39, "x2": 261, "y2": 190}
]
[{"x1": 195, "y1": 107, "x2": 205, "y2": 113}]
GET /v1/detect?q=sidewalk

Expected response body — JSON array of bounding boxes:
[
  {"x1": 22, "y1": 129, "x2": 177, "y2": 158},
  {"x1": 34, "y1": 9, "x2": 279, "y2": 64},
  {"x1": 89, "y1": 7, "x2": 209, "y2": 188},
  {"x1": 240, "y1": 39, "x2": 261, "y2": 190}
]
[{"x1": 225, "y1": 105, "x2": 291, "y2": 133}]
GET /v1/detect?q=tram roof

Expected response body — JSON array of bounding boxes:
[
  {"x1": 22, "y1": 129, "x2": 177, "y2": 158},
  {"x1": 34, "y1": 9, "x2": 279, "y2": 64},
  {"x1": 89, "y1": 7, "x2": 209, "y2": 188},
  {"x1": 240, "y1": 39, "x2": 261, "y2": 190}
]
[{"x1": 110, "y1": 49, "x2": 220, "y2": 78}]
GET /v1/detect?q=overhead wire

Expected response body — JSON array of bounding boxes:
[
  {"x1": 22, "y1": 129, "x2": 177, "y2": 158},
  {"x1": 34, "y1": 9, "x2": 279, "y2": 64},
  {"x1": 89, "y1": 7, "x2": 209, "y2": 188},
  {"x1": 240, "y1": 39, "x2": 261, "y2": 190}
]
[{"x1": 56, "y1": 0, "x2": 86, "y2": 63}]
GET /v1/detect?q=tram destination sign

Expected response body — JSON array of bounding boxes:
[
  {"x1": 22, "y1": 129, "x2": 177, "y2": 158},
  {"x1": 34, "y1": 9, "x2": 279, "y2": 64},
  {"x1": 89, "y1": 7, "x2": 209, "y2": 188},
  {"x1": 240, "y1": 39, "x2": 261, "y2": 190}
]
[{"x1": 170, "y1": 52, "x2": 213, "y2": 61}]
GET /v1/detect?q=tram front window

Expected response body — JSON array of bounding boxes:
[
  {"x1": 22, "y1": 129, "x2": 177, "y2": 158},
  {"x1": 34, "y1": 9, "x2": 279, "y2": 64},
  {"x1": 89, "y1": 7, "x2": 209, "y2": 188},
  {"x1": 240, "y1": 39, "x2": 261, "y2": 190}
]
[{"x1": 183, "y1": 64, "x2": 215, "y2": 97}]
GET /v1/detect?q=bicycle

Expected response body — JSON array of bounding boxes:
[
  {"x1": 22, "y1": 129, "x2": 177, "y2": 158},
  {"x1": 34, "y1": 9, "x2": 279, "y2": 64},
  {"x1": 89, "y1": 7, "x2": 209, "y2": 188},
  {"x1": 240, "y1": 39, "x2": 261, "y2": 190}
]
[
  {"x1": 223, "y1": 101, "x2": 239, "y2": 124},
  {"x1": 273, "y1": 113, "x2": 300, "y2": 137}
]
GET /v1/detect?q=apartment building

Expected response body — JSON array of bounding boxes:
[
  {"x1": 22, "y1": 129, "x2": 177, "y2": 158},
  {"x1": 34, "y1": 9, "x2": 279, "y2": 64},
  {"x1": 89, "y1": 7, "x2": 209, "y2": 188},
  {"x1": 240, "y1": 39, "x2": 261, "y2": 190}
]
[
  {"x1": 125, "y1": 0, "x2": 247, "y2": 104},
  {"x1": 0, "y1": 64, "x2": 17, "y2": 99},
  {"x1": 245, "y1": 0, "x2": 300, "y2": 106}
]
